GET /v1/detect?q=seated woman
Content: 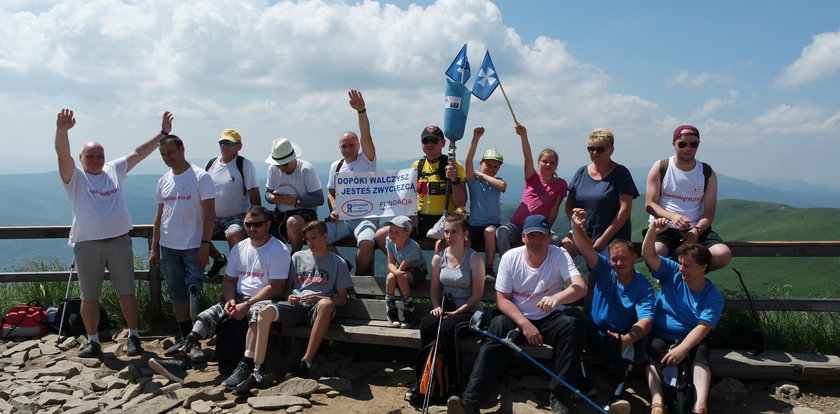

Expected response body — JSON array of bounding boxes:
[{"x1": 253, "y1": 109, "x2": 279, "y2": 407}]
[
  {"x1": 408, "y1": 213, "x2": 485, "y2": 405},
  {"x1": 561, "y1": 127, "x2": 638, "y2": 257},
  {"x1": 496, "y1": 123, "x2": 567, "y2": 256},
  {"x1": 642, "y1": 218, "x2": 724, "y2": 414}
]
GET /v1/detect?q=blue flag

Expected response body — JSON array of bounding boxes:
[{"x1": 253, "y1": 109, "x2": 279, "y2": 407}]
[
  {"x1": 443, "y1": 78, "x2": 471, "y2": 142},
  {"x1": 445, "y1": 44, "x2": 470, "y2": 84},
  {"x1": 472, "y1": 51, "x2": 499, "y2": 101}
]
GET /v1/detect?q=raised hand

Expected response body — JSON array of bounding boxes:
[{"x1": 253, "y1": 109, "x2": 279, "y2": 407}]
[
  {"x1": 56, "y1": 109, "x2": 76, "y2": 131},
  {"x1": 472, "y1": 127, "x2": 485, "y2": 140},
  {"x1": 649, "y1": 217, "x2": 670, "y2": 235},
  {"x1": 514, "y1": 123, "x2": 527, "y2": 137},
  {"x1": 161, "y1": 111, "x2": 174, "y2": 134},
  {"x1": 348, "y1": 89, "x2": 366, "y2": 112},
  {"x1": 571, "y1": 208, "x2": 587, "y2": 228}
]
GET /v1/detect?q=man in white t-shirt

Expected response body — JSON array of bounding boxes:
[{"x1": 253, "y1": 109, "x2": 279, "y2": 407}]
[
  {"x1": 203, "y1": 128, "x2": 261, "y2": 279},
  {"x1": 644, "y1": 125, "x2": 731, "y2": 270},
  {"x1": 150, "y1": 134, "x2": 216, "y2": 344},
  {"x1": 55, "y1": 108, "x2": 173, "y2": 358},
  {"x1": 448, "y1": 215, "x2": 587, "y2": 414},
  {"x1": 326, "y1": 89, "x2": 378, "y2": 275},
  {"x1": 148, "y1": 206, "x2": 290, "y2": 384},
  {"x1": 264, "y1": 138, "x2": 324, "y2": 253}
]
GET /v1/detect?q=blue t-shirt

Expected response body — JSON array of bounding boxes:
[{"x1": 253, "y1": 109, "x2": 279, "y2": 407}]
[
  {"x1": 386, "y1": 236, "x2": 427, "y2": 269},
  {"x1": 589, "y1": 254, "x2": 655, "y2": 336},
  {"x1": 466, "y1": 175, "x2": 503, "y2": 226},
  {"x1": 567, "y1": 164, "x2": 638, "y2": 242},
  {"x1": 650, "y1": 257, "x2": 724, "y2": 341}
]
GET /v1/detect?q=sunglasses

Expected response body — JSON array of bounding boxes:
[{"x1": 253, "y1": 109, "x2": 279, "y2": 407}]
[
  {"x1": 586, "y1": 146, "x2": 606, "y2": 153},
  {"x1": 219, "y1": 140, "x2": 238, "y2": 147},
  {"x1": 677, "y1": 141, "x2": 700, "y2": 149},
  {"x1": 244, "y1": 220, "x2": 267, "y2": 228},
  {"x1": 421, "y1": 137, "x2": 440, "y2": 145}
]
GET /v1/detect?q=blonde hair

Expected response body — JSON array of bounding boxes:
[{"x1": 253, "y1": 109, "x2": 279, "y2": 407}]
[{"x1": 588, "y1": 128, "x2": 614, "y2": 147}]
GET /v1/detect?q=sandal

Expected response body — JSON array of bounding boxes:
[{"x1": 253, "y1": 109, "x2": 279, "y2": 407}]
[{"x1": 651, "y1": 402, "x2": 667, "y2": 414}]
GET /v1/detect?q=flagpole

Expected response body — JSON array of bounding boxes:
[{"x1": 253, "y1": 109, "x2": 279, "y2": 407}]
[{"x1": 497, "y1": 81, "x2": 519, "y2": 125}]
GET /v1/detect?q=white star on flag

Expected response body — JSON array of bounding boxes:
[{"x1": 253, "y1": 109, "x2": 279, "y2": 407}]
[{"x1": 476, "y1": 67, "x2": 497, "y2": 87}]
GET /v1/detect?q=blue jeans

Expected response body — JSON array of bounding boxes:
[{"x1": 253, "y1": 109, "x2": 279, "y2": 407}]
[{"x1": 160, "y1": 246, "x2": 204, "y2": 304}]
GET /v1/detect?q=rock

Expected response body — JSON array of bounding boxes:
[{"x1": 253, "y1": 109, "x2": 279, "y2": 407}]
[
  {"x1": 68, "y1": 356, "x2": 102, "y2": 368},
  {"x1": 143, "y1": 380, "x2": 162, "y2": 395},
  {"x1": 135, "y1": 388, "x2": 197, "y2": 414},
  {"x1": 28, "y1": 347, "x2": 42, "y2": 359},
  {"x1": 37, "y1": 391, "x2": 70, "y2": 406},
  {"x1": 58, "y1": 336, "x2": 79, "y2": 351},
  {"x1": 161, "y1": 337, "x2": 176, "y2": 349},
  {"x1": 121, "y1": 393, "x2": 154, "y2": 410},
  {"x1": 318, "y1": 377, "x2": 353, "y2": 391},
  {"x1": 118, "y1": 364, "x2": 141, "y2": 380},
  {"x1": 39, "y1": 342, "x2": 62, "y2": 356},
  {"x1": 711, "y1": 377, "x2": 747, "y2": 400},
  {"x1": 122, "y1": 383, "x2": 144, "y2": 402},
  {"x1": 316, "y1": 383, "x2": 332, "y2": 393},
  {"x1": 103, "y1": 342, "x2": 122, "y2": 355},
  {"x1": 90, "y1": 378, "x2": 109, "y2": 392},
  {"x1": 286, "y1": 405, "x2": 304, "y2": 413},
  {"x1": 218, "y1": 399, "x2": 236, "y2": 408},
  {"x1": 791, "y1": 408, "x2": 823, "y2": 414},
  {"x1": 247, "y1": 395, "x2": 311, "y2": 410},
  {"x1": 9, "y1": 350, "x2": 27, "y2": 366},
  {"x1": 183, "y1": 387, "x2": 226, "y2": 406},
  {"x1": 62, "y1": 401, "x2": 101, "y2": 414},
  {"x1": 11, "y1": 385, "x2": 38, "y2": 397},
  {"x1": 512, "y1": 401, "x2": 544, "y2": 414},
  {"x1": 773, "y1": 381, "x2": 801, "y2": 399},
  {"x1": 1, "y1": 339, "x2": 39, "y2": 357},
  {"x1": 190, "y1": 400, "x2": 213, "y2": 414},
  {"x1": 9, "y1": 395, "x2": 38, "y2": 413},
  {"x1": 45, "y1": 382, "x2": 74, "y2": 395},
  {"x1": 326, "y1": 390, "x2": 340, "y2": 398},
  {"x1": 108, "y1": 377, "x2": 130, "y2": 390},
  {"x1": 337, "y1": 367, "x2": 363, "y2": 381},
  {"x1": 160, "y1": 382, "x2": 182, "y2": 393},
  {"x1": 262, "y1": 377, "x2": 319, "y2": 397}
]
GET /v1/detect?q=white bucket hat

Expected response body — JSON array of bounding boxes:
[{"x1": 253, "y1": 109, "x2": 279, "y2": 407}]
[{"x1": 265, "y1": 138, "x2": 302, "y2": 165}]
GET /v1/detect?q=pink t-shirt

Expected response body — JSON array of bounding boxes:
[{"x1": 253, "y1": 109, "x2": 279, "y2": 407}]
[{"x1": 509, "y1": 173, "x2": 568, "y2": 225}]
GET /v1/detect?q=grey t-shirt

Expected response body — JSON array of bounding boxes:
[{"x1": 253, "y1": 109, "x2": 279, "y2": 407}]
[{"x1": 290, "y1": 249, "x2": 353, "y2": 296}]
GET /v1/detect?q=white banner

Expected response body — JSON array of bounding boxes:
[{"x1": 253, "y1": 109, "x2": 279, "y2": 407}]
[{"x1": 335, "y1": 168, "x2": 418, "y2": 220}]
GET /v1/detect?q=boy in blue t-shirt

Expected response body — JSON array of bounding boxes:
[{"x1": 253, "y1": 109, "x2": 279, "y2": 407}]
[
  {"x1": 384, "y1": 216, "x2": 427, "y2": 328},
  {"x1": 464, "y1": 127, "x2": 506, "y2": 279}
]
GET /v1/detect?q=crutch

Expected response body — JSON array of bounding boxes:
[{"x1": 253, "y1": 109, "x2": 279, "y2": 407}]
[
  {"x1": 56, "y1": 258, "x2": 76, "y2": 344},
  {"x1": 467, "y1": 312, "x2": 608, "y2": 414},
  {"x1": 421, "y1": 294, "x2": 448, "y2": 413}
]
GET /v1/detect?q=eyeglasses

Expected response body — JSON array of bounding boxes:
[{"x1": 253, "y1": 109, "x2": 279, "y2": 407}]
[
  {"x1": 587, "y1": 146, "x2": 606, "y2": 153},
  {"x1": 421, "y1": 137, "x2": 440, "y2": 145},
  {"x1": 677, "y1": 141, "x2": 700, "y2": 149},
  {"x1": 244, "y1": 220, "x2": 267, "y2": 228},
  {"x1": 219, "y1": 140, "x2": 238, "y2": 147}
]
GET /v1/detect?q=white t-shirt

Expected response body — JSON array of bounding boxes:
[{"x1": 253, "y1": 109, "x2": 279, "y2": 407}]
[
  {"x1": 265, "y1": 159, "x2": 322, "y2": 212},
  {"x1": 495, "y1": 245, "x2": 580, "y2": 320},
  {"x1": 651, "y1": 156, "x2": 706, "y2": 228},
  {"x1": 207, "y1": 156, "x2": 259, "y2": 218},
  {"x1": 225, "y1": 237, "x2": 291, "y2": 297},
  {"x1": 156, "y1": 164, "x2": 216, "y2": 250},
  {"x1": 326, "y1": 151, "x2": 377, "y2": 190},
  {"x1": 63, "y1": 156, "x2": 132, "y2": 244}
]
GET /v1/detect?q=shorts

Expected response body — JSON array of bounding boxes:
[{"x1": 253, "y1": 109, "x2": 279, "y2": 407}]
[
  {"x1": 192, "y1": 295, "x2": 274, "y2": 338},
  {"x1": 327, "y1": 217, "x2": 379, "y2": 245},
  {"x1": 405, "y1": 266, "x2": 427, "y2": 284},
  {"x1": 74, "y1": 233, "x2": 135, "y2": 301},
  {"x1": 213, "y1": 214, "x2": 246, "y2": 239},
  {"x1": 414, "y1": 214, "x2": 442, "y2": 241},
  {"x1": 269, "y1": 301, "x2": 336, "y2": 334},
  {"x1": 654, "y1": 227, "x2": 726, "y2": 255},
  {"x1": 468, "y1": 224, "x2": 499, "y2": 249},
  {"x1": 647, "y1": 334, "x2": 711, "y2": 370},
  {"x1": 159, "y1": 246, "x2": 204, "y2": 304},
  {"x1": 271, "y1": 208, "x2": 319, "y2": 241}
]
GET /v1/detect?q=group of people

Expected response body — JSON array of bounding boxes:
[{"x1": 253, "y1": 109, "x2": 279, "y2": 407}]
[{"x1": 56, "y1": 84, "x2": 732, "y2": 413}]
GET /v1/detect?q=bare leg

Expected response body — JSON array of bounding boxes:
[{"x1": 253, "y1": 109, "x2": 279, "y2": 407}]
[
  {"x1": 208, "y1": 243, "x2": 224, "y2": 261},
  {"x1": 356, "y1": 240, "x2": 374, "y2": 276},
  {"x1": 709, "y1": 244, "x2": 732, "y2": 271},
  {"x1": 483, "y1": 227, "x2": 497, "y2": 269},
  {"x1": 81, "y1": 300, "x2": 101, "y2": 335},
  {"x1": 286, "y1": 215, "x2": 306, "y2": 253},
  {"x1": 254, "y1": 306, "x2": 276, "y2": 366},
  {"x1": 692, "y1": 362, "x2": 712, "y2": 412},
  {"x1": 646, "y1": 363, "x2": 665, "y2": 408},
  {"x1": 385, "y1": 273, "x2": 397, "y2": 296},
  {"x1": 118, "y1": 294, "x2": 140, "y2": 331},
  {"x1": 226, "y1": 229, "x2": 244, "y2": 250},
  {"x1": 560, "y1": 236, "x2": 579, "y2": 257},
  {"x1": 654, "y1": 241, "x2": 670, "y2": 258},
  {"x1": 374, "y1": 227, "x2": 389, "y2": 254},
  {"x1": 396, "y1": 272, "x2": 412, "y2": 298},
  {"x1": 302, "y1": 299, "x2": 335, "y2": 363}
]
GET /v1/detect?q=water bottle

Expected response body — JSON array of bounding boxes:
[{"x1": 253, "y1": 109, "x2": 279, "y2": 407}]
[{"x1": 661, "y1": 342, "x2": 680, "y2": 387}]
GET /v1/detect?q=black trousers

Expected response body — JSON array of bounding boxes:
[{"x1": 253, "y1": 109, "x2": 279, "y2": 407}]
[
  {"x1": 460, "y1": 309, "x2": 585, "y2": 404},
  {"x1": 418, "y1": 311, "x2": 474, "y2": 392}
]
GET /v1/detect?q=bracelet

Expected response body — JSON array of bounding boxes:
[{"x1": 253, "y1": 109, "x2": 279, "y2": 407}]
[
  {"x1": 161, "y1": 130, "x2": 169, "y2": 136},
  {"x1": 358, "y1": 108, "x2": 366, "y2": 114},
  {"x1": 245, "y1": 299, "x2": 254, "y2": 306},
  {"x1": 201, "y1": 240, "x2": 211, "y2": 245},
  {"x1": 692, "y1": 226, "x2": 702, "y2": 232}
]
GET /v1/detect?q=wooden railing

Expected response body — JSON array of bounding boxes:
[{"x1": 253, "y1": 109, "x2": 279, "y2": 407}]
[{"x1": 1, "y1": 225, "x2": 839, "y2": 319}]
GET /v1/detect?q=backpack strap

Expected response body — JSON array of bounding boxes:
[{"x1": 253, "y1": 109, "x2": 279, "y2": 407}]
[
  {"x1": 329, "y1": 159, "x2": 346, "y2": 211},
  {"x1": 417, "y1": 155, "x2": 449, "y2": 181},
  {"x1": 701, "y1": 162, "x2": 712, "y2": 191},
  {"x1": 659, "y1": 157, "x2": 712, "y2": 191},
  {"x1": 204, "y1": 157, "x2": 217, "y2": 172},
  {"x1": 235, "y1": 155, "x2": 246, "y2": 195}
]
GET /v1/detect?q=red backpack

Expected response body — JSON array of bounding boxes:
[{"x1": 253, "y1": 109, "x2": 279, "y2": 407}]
[{"x1": 1, "y1": 301, "x2": 48, "y2": 338}]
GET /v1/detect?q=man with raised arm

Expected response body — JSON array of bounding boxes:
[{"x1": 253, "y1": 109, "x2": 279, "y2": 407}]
[
  {"x1": 149, "y1": 133, "x2": 216, "y2": 346},
  {"x1": 448, "y1": 215, "x2": 587, "y2": 414},
  {"x1": 203, "y1": 128, "x2": 261, "y2": 280},
  {"x1": 326, "y1": 90, "x2": 378, "y2": 275},
  {"x1": 55, "y1": 108, "x2": 172, "y2": 358},
  {"x1": 645, "y1": 125, "x2": 731, "y2": 270}
]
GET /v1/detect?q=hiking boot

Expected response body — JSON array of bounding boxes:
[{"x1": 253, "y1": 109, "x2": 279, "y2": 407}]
[
  {"x1": 78, "y1": 341, "x2": 102, "y2": 358},
  {"x1": 206, "y1": 254, "x2": 227, "y2": 278},
  {"x1": 187, "y1": 345, "x2": 206, "y2": 363},
  {"x1": 125, "y1": 335, "x2": 143, "y2": 357},
  {"x1": 400, "y1": 307, "x2": 415, "y2": 329},
  {"x1": 446, "y1": 395, "x2": 478, "y2": 414},
  {"x1": 149, "y1": 358, "x2": 190, "y2": 385},
  {"x1": 222, "y1": 360, "x2": 253, "y2": 388},
  {"x1": 549, "y1": 393, "x2": 570, "y2": 414},
  {"x1": 232, "y1": 372, "x2": 262, "y2": 396},
  {"x1": 164, "y1": 338, "x2": 187, "y2": 357},
  {"x1": 284, "y1": 360, "x2": 310, "y2": 380},
  {"x1": 386, "y1": 303, "x2": 400, "y2": 328}
]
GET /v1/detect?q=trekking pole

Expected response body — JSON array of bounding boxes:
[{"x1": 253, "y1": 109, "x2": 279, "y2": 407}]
[
  {"x1": 421, "y1": 294, "x2": 447, "y2": 414},
  {"x1": 467, "y1": 312, "x2": 608, "y2": 414},
  {"x1": 56, "y1": 258, "x2": 75, "y2": 344},
  {"x1": 428, "y1": 142, "x2": 457, "y2": 239}
]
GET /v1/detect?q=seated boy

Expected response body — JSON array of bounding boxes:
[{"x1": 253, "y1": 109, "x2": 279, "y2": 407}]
[{"x1": 384, "y1": 216, "x2": 427, "y2": 328}]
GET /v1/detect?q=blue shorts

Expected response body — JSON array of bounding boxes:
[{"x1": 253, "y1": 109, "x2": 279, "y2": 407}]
[
  {"x1": 160, "y1": 246, "x2": 204, "y2": 304},
  {"x1": 213, "y1": 214, "x2": 246, "y2": 239},
  {"x1": 326, "y1": 217, "x2": 379, "y2": 245}
]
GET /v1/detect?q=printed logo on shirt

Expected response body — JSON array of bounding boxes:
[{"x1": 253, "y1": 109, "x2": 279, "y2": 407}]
[
  {"x1": 297, "y1": 269, "x2": 328, "y2": 288},
  {"x1": 89, "y1": 188, "x2": 119, "y2": 197},
  {"x1": 161, "y1": 195, "x2": 193, "y2": 201},
  {"x1": 237, "y1": 270, "x2": 266, "y2": 278}
]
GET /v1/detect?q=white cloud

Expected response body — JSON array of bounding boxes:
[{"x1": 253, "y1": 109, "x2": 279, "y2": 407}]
[
  {"x1": 691, "y1": 89, "x2": 739, "y2": 119},
  {"x1": 775, "y1": 29, "x2": 840, "y2": 87},
  {"x1": 753, "y1": 104, "x2": 840, "y2": 135}
]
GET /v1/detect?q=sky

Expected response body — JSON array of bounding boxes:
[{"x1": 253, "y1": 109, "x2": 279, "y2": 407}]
[{"x1": 2, "y1": 0, "x2": 839, "y2": 189}]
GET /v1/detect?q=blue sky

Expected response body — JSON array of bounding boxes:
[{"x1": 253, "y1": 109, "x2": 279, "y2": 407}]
[{"x1": 2, "y1": 0, "x2": 839, "y2": 189}]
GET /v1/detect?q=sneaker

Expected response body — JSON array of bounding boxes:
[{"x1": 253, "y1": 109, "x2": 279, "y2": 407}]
[
  {"x1": 446, "y1": 395, "x2": 478, "y2": 414},
  {"x1": 284, "y1": 360, "x2": 310, "y2": 380},
  {"x1": 386, "y1": 304, "x2": 400, "y2": 328},
  {"x1": 78, "y1": 341, "x2": 102, "y2": 358},
  {"x1": 206, "y1": 254, "x2": 227, "y2": 278},
  {"x1": 164, "y1": 338, "x2": 187, "y2": 357},
  {"x1": 149, "y1": 358, "x2": 190, "y2": 385},
  {"x1": 232, "y1": 372, "x2": 262, "y2": 396},
  {"x1": 549, "y1": 393, "x2": 570, "y2": 414},
  {"x1": 125, "y1": 335, "x2": 143, "y2": 357},
  {"x1": 426, "y1": 215, "x2": 445, "y2": 240},
  {"x1": 188, "y1": 345, "x2": 206, "y2": 363},
  {"x1": 607, "y1": 398, "x2": 631, "y2": 414},
  {"x1": 400, "y1": 307, "x2": 415, "y2": 329},
  {"x1": 222, "y1": 360, "x2": 253, "y2": 388},
  {"x1": 571, "y1": 377, "x2": 597, "y2": 400}
]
